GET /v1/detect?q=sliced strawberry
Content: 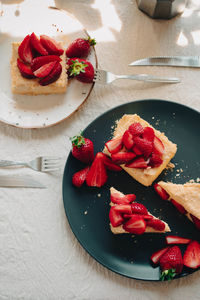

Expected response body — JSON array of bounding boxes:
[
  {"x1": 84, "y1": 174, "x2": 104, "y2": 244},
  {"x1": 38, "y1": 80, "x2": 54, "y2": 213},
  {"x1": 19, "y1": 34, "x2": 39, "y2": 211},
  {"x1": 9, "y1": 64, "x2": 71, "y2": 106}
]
[
  {"x1": 125, "y1": 157, "x2": 148, "y2": 169},
  {"x1": 72, "y1": 166, "x2": 90, "y2": 188},
  {"x1": 40, "y1": 35, "x2": 64, "y2": 56},
  {"x1": 153, "y1": 136, "x2": 164, "y2": 156},
  {"x1": 128, "y1": 122, "x2": 144, "y2": 136},
  {"x1": 146, "y1": 218, "x2": 166, "y2": 231},
  {"x1": 86, "y1": 152, "x2": 108, "y2": 187},
  {"x1": 171, "y1": 199, "x2": 187, "y2": 214},
  {"x1": 123, "y1": 214, "x2": 153, "y2": 220},
  {"x1": 33, "y1": 61, "x2": 57, "y2": 78},
  {"x1": 113, "y1": 204, "x2": 132, "y2": 215},
  {"x1": 103, "y1": 156, "x2": 122, "y2": 171},
  {"x1": 39, "y1": 61, "x2": 62, "y2": 86},
  {"x1": 123, "y1": 215, "x2": 146, "y2": 234},
  {"x1": 132, "y1": 145, "x2": 142, "y2": 156},
  {"x1": 150, "y1": 247, "x2": 169, "y2": 265},
  {"x1": 154, "y1": 183, "x2": 169, "y2": 200},
  {"x1": 134, "y1": 137, "x2": 153, "y2": 158},
  {"x1": 149, "y1": 153, "x2": 163, "y2": 168},
  {"x1": 18, "y1": 34, "x2": 33, "y2": 64},
  {"x1": 110, "y1": 191, "x2": 136, "y2": 205},
  {"x1": 111, "y1": 152, "x2": 136, "y2": 165},
  {"x1": 190, "y1": 214, "x2": 200, "y2": 230},
  {"x1": 31, "y1": 55, "x2": 61, "y2": 72},
  {"x1": 122, "y1": 130, "x2": 134, "y2": 150},
  {"x1": 30, "y1": 32, "x2": 48, "y2": 56},
  {"x1": 131, "y1": 203, "x2": 148, "y2": 215},
  {"x1": 109, "y1": 206, "x2": 124, "y2": 227},
  {"x1": 17, "y1": 58, "x2": 35, "y2": 79},
  {"x1": 105, "y1": 137, "x2": 123, "y2": 154},
  {"x1": 143, "y1": 127, "x2": 155, "y2": 142},
  {"x1": 165, "y1": 235, "x2": 191, "y2": 245},
  {"x1": 183, "y1": 241, "x2": 200, "y2": 269}
]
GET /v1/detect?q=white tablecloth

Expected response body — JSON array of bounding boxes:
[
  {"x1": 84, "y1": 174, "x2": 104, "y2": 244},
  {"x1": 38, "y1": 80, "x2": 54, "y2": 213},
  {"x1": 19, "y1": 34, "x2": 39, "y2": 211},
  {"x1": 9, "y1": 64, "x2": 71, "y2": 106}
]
[{"x1": 1, "y1": 0, "x2": 200, "y2": 299}]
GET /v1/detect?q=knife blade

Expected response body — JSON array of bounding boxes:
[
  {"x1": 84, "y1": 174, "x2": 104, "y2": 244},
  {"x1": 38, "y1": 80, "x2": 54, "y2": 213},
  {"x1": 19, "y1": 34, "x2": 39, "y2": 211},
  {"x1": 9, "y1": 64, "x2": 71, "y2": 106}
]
[
  {"x1": 129, "y1": 56, "x2": 200, "y2": 68},
  {"x1": 0, "y1": 176, "x2": 46, "y2": 188}
]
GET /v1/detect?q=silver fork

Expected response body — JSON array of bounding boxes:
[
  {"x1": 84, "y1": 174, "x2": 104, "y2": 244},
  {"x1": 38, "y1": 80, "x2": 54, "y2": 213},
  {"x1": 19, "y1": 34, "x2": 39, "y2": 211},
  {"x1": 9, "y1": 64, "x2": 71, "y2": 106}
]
[
  {"x1": 93, "y1": 69, "x2": 180, "y2": 84},
  {"x1": 0, "y1": 156, "x2": 61, "y2": 172}
]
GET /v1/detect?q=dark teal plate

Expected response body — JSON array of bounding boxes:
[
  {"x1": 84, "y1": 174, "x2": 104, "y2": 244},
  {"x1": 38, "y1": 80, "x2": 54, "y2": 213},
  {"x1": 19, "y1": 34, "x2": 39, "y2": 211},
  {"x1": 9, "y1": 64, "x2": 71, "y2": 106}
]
[{"x1": 62, "y1": 99, "x2": 200, "y2": 281}]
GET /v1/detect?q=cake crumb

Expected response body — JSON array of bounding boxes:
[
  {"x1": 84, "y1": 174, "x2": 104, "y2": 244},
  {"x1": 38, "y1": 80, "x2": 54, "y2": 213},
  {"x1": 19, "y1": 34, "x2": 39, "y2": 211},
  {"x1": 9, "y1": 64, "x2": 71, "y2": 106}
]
[
  {"x1": 197, "y1": 178, "x2": 200, "y2": 182},
  {"x1": 188, "y1": 179, "x2": 195, "y2": 183},
  {"x1": 152, "y1": 116, "x2": 155, "y2": 119},
  {"x1": 84, "y1": 211, "x2": 88, "y2": 215},
  {"x1": 97, "y1": 193, "x2": 101, "y2": 198},
  {"x1": 166, "y1": 162, "x2": 175, "y2": 170}
]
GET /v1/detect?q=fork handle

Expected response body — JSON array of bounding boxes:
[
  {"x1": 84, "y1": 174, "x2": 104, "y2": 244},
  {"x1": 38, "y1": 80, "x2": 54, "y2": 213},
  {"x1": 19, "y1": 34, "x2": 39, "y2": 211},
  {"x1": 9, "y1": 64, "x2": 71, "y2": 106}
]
[
  {"x1": 0, "y1": 160, "x2": 27, "y2": 167},
  {"x1": 117, "y1": 74, "x2": 180, "y2": 83}
]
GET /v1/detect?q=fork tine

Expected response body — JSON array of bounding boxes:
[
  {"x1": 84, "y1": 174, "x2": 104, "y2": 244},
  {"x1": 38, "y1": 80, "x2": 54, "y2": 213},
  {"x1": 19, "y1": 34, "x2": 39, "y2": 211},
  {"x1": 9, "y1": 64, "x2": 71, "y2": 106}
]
[{"x1": 43, "y1": 167, "x2": 61, "y2": 172}]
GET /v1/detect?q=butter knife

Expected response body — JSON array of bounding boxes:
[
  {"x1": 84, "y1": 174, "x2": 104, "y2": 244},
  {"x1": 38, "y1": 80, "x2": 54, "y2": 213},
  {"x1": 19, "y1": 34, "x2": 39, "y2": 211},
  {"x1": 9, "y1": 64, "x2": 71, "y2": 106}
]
[
  {"x1": 129, "y1": 56, "x2": 200, "y2": 68},
  {"x1": 0, "y1": 176, "x2": 46, "y2": 188}
]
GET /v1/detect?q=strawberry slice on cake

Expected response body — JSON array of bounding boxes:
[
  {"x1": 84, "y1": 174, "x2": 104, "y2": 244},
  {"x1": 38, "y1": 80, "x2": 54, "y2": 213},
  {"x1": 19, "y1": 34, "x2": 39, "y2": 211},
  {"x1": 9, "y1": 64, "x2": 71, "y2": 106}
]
[{"x1": 109, "y1": 187, "x2": 170, "y2": 234}]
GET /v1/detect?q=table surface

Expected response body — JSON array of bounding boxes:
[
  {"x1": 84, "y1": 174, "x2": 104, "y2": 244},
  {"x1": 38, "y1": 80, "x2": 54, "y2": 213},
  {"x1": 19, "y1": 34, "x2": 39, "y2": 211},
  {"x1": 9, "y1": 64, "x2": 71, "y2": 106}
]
[{"x1": 1, "y1": 0, "x2": 200, "y2": 299}]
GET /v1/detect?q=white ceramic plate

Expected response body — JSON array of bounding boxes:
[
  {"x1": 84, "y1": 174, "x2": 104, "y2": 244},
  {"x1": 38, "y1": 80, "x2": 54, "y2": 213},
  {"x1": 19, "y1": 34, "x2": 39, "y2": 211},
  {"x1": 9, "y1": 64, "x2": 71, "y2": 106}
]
[{"x1": 0, "y1": 4, "x2": 97, "y2": 128}]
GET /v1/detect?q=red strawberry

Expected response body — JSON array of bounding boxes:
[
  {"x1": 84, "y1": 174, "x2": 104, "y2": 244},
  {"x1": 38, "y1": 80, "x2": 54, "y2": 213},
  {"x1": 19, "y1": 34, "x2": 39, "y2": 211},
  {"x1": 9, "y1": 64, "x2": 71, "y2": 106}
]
[
  {"x1": 150, "y1": 247, "x2": 169, "y2": 265},
  {"x1": 86, "y1": 152, "x2": 108, "y2": 187},
  {"x1": 123, "y1": 214, "x2": 153, "y2": 220},
  {"x1": 128, "y1": 122, "x2": 144, "y2": 136},
  {"x1": 33, "y1": 61, "x2": 57, "y2": 78},
  {"x1": 143, "y1": 127, "x2": 155, "y2": 142},
  {"x1": 31, "y1": 55, "x2": 61, "y2": 72},
  {"x1": 171, "y1": 199, "x2": 187, "y2": 214},
  {"x1": 111, "y1": 152, "x2": 136, "y2": 165},
  {"x1": 17, "y1": 58, "x2": 35, "y2": 79},
  {"x1": 18, "y1": 34, "x2": 33, "y2": 64},
  {"x1": 149, "y1": 153, "x2": 163, "y2": 168},
  {"x1": 72, "y1": 166, "x2": 90, "y2": 187},
  {"x1": 40, "y1": 35, "x2": 64, "y2": 56},
  {"x1": 125, "y1": 157, "x2": 148, "y2": 169},
  {"x1": 153, "y1": 136, "x2": 164, "y2": 156},
  {"x1": 165, "y1": 235, "x2": 191, "y2": 245},
  {"x1": 159, "y1": 246, "x2": 183, "y2": 280},
  {"x1": 39, "y1": 61, "x2": 62, "y2": 86},
  {"x1": 190, "y1": 214, "x2": 200, "y2": 230},
  {"x1": 123, "y1": 215, "x2": 146, "y2": 234},
  {"x1": 183, "y1": 241, "x2": 200, "y2": 269},
  {"x1": 30, "y1": 32, "x2": 48, "y2": 56},
  {"x1": 134, "y1": 137, "x2": 153, "y2": 157},
  {"x1": 122, "y1": 130, "x2": 134, "y2": 150},
  {"x1": 131, "y1": 203, "x2": 148, "y2": 215},
  {"x1": 68, "y1": 58, "x2": 94, "y2": 83},
  {"x1": 132, "y1": 145, "x2": 142, "y2": 156},
  {"x1": 146, "y1": 218, "x2": 165, "y2": 231},
  {"x1": 103, "y1": 156, "x2": 122, "y2": 171},
  {"x1": 66, "y1": 37, "x2": 96, "y2": 58},
  {"x1": 154, "y1": 183, "x2": 169, "y2": 200},
  {"x1": 70, "y1": 134, "x2": 94, "y2": 164},
  {"x1": 105, "y1": 136, "x2": 123, "y2": 154},
  {"x1": 113, "y1": 204, "x2": 132, "y2": 215},
  {"x1": 110, "y1": 191, "x2": 136, "y2": 205},
  {"x1": 109, "y1": 206, "x2": 123, "y2": 227}
]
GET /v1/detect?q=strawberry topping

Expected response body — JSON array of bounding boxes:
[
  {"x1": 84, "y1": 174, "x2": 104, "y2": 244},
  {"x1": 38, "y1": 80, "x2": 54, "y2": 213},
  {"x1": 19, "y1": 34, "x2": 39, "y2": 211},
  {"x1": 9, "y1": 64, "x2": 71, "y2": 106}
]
[
  {"x1": 122, "y1": 130, "x2": 134, "y2": 150},
  {"x1": 72, "y1": 166, "x2": 90, "y2": 188},
  {"x1": 153, "y1": 136, "x2": 164, "y2": 156},
  {"x1": 105, "y1": 136, "x2": 123, "y2": 154},
  {"x1": 40, "y1": 35, "x2": 64, "y2": 56},
  {"x1": 125, "y1": 157, "x2": 148, "y2": 169},
  {"x1": 18, "y1": 34, "x2": 33, "y2": 64},
  {"x1": 31, "y1": 55, "x2": 61, "y2": 72},
  {"x1": 86, "y1": 152, "x2": 108, "y2": 187},
  {"x1": 154, "y1": 183, "x2": 169, "y2": 200},
  {"x1": 183, "y1": 241, "x2": 200, "y2": 269},
  {"x1": 132, "y1": 145, "x2": 143, "y2": 156},
  {"x1": 131, "y1": 203, "x2": 148, "y2": 215},
  {"x1": 103, "y1": 156, "x2": 122, "y2": 171},
  {"x1": 190, "y1": 214, "x2": 200, "y2": 230},
  {"x1": 110, "y1": 191, "x2": 136, "y2": 205},
  {"x1": 171, "y1": 199, "x2": 187, "y2": 214},
  {"x1": 123, "y1": 215, "x2": 146, "y2": 234},
  {"x1": 143, "y1": 127, "x2": 155, "y2": 142},
  {"x1": 134, "y1": 137, "x2": 153, "y2": 158},
  {"x1": 128, "y1": 122, "x2": 144, "y2": 136},
  {"x1": 109, "y1": 206, "x2": 124, "y2": 227},
  {"x1": 111, "y1": 152, "x2": 136, "y2": 165},
  {"x1": 33, "y1": 61, "x2": 57, "y2": 78},
  {"x1": 17, "y1": 58, "x2": 35, "y2": 79},
  {"x1": 149, "y1": 153, "x2": 163, "y2": 168},
  {"x1": 146, "y1": 218, "x2": 166, "y2": 231},
  {"x1": 30, "y1": 32, "x2": 48, "y2": 56},
  {"x1": 39, "y1": 61, "x2": 62, "y2": 86}
]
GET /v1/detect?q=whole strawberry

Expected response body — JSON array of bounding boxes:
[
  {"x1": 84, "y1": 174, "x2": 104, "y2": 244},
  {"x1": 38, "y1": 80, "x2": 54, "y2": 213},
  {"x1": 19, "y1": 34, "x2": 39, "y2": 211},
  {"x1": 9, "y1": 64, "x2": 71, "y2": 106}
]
[
  {"x1": 159, "y1": 246, "x2": 183, "y2": 281},
  {"x1": 70, "y1": 134, "x2": 94, "y2": 164},
  {"x1": 68, "y1": 58, "x2": 94, "y2": 83},
  {"x1": 66, "y1": 37, "x2": 96, "y2": 58}
]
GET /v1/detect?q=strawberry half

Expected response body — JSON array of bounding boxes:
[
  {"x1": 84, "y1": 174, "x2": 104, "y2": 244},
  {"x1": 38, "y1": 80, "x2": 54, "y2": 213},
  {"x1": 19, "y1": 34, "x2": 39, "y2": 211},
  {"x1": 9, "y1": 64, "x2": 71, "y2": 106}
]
[
  {"x1": 143, "y1": 127, "x2": 155, "y2": 142},
  {"x1": 154, "y1": 183, "x2": 169, "y2": 200},
  {"x1": 171, "y1": 199, "x2": 187, "y2": 214},
  {"x1": 68, "y1": 58, "x2": 94, "y2": 83},
  {"x1": 123, "y1": 215, "x2": 146, "y2": 234},
  {"x1": 125, "y1": 157, "x2": 148, "y2": 169},
  {"x1": 131, "y1": 203, "x2": 148, "y2": 215},
  {"x1": 150, "y1": 247, "x2": 169, "y2": 265},
  {"x1": 109, "y1": 206, "x2": 123, "y2": 227},
  {"x1": 146, "y1": 218, "x2": 166, "y2": 231},
  {"x1": 122, "y1": 130, "x2": 134, "y2": 150},
  {"x1": 111, "y1": 152, "x2": 136, "y2": 165},
  {"x1": 105, "y1": 136, "x2": 123, "y2": 154},
  {"x1": 18, "y1": 34, "x2": 33, "y2": 64},
  {"x1": 128, "y1": 122, "x2": 144, "y2": 136},
  {"x1": 103, "y1": 156, "x2": 122, "y2": 171},
  {"x1": 165, "y1": 235, "x2": 191, "y2": 245},
  {"x1": 86, "y1": 152, "x2": 108, "y2": 187},
  {"x1": 40, "y1": 35, "x2": 64, "y2": 56},
  {"x1": 134, "y1": 136, "x2": 153, "y2": 158},
  {"x1": 33, "y1": 61, "x2": 57, "y2": 78},
  {"x1": 113, "y1": 204, "x2": 132, "y2": 215},
  {"x1": 183, "y1": 241, "x2": 200, "y2": 269},
  {"x1": 30, "y1": 32, "x2": 48, "y2": 56},
  {"x1": 149, "y1": 153, "x2": 163, "y2": 168},
  {"x1": 17, "y1": 58, "x2": 35, "y2": 79},
  {"x1": 72, "y1": 166, "x2": 90, "y2": 188},
  {"x1": 190, "y1": 214, "x2": 200, "y2": 230},
  {"x1": 31, "y1": 55, "x2": 61, "y2": 72},
  {"x1": 71, "y1": 134, "x2": 94, "y2": 164},
  {"x1": 160, "y1": 246, "x2": 183, "y2": 280},
  {"x1": 39, "y1": 61, "x2": 62, "y2": 86},
  {"x1": 132, "y1": 145, "x2": 142, "y2": 156},
  {"x1": 110, "y1": 191, "x2": 136, "y2": 205},
  {"x1": 66, "y1": 37, "x2": 96, "y2": 58},
  {"x1": 153, "y1": 136, "x2": 164, "y2": 156}
]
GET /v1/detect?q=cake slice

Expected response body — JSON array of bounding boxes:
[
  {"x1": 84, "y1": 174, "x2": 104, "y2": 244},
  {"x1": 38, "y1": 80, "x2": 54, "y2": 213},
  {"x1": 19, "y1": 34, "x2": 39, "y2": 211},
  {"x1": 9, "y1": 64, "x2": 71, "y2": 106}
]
[
  {"x1": 103, "y1": 114, "x2": 177, "y2": 186},
  {"x1": 109, "y1": 187, "x2": 170, "y2": 234},
  {"x1": 155, "y1": 181, "x2": 200, "y2": 230}
]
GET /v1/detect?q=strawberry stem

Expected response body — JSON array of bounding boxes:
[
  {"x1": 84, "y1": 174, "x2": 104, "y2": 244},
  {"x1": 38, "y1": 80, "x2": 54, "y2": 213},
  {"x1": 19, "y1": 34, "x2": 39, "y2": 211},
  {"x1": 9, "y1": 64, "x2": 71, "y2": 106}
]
[
  {"x1": 70, "y1": 134, "x2": 85, "y2": 148},
  {"x1": 68, "y1": 59, "x2": 88, "y2": 77},
  {"x1": 160, "y1": 269, "x2": 177, "y2": 281},
  {"x1": 87, "y1": 37, "x2": 96, "y2": 46}
]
